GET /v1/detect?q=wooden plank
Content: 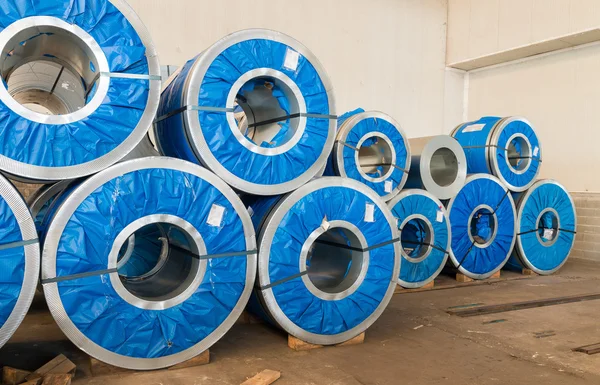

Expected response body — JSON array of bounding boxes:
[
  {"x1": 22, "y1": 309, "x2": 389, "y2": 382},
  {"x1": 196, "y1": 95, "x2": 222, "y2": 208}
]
[
  {"x1": 41, "y1": 374, "x2": 72, "y2": 385},
  {"x1": 288, "y1": 333, "x2": 365, "y2": 351},
  {"x1": 240, "y1": 369, "x2": 281, "y2": 385},
  {"x1": 2, "y1": 366, "x2": 31, "y2": 384},
  {"x1": 168, "y1": 350, "x2": 210, "y2": 370},
  {"x1": 573, "y1": 343, "x2": 600, "y2": 355},
  {"x1": 395, "y1": 280, "x2": 434, "y2": 293},
  {"x1": 88, "y1": 357, "x2": 132, "y2": 377},
  {"x1": 21, "y1": 379, "x2": 43, "y2": 385},
  {"x1": 447, "y1": 293, "x2": 600, "y2": 317},
  {"x1": 522, "y1": 268, "x2": 538, "y2": 276},
  {"x1": 456, "y1": 273, "x2": 473, "y2": 283},
  {"x1": 26, "y1": 354, "x2": 76, "y2": 381},
  {"x1": 337, "y1": 333, "x2": 365, "y2": 347}
]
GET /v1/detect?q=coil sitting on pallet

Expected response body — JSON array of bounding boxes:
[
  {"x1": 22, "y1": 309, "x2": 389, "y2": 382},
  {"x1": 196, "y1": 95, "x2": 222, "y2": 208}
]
[
  {"x1": 155, "y1": 29, "x2": 336, "y2": 195},
  {"x1": 446, "y1": 174, "x2": 517, "y2": 279},
  {"x1": 506, "y1": 180, "x2": 577, "y2": 275},
  {"x1": 0, "y1": 174, "x2": 39, "y2": 349},
  {"x1": 388, "y1": 190, "x2": 450, "y2": 288},
  {"x1": 451, "y1": 117, "x2": 541, "y2": 192},
  {"x1": 404, "y1": 136, "x2": 467, "y2": 201},
  {"x1": 245, "y1": 177, "x2": 400, "y2": 345},
  {"x1": 41, "y1": 157, "x2": 256, "y2": 370},
  {"x1": 325, "y1": 109, "x2": 410, "y2": 201},
  {"x1": 0, "y1": 0, "x2": 160, "y2": 183}
]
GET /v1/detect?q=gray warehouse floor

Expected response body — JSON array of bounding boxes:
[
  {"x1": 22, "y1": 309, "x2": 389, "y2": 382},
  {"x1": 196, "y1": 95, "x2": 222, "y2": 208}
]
[{"x1": 3, "y1": 258, "x2": 600, "y2": 385}]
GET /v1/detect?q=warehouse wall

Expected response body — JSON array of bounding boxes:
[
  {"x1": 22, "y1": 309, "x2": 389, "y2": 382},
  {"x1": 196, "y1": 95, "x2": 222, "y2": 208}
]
[{"x1": 126, "y1": 0, "x2": 457, "y2": 138}]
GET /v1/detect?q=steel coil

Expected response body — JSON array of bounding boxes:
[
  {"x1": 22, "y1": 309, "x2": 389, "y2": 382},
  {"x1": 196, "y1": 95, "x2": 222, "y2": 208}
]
[
  {"x1": 0, "y1": 174, "x2": 39, "y2": 348},
  {"x1": 451, "y1": 116, "x2": 541, "y2": 192},
  {"x1": 327, "y1": 110, "x2": 411, "y2": 201},
  {"x1": 0, "y1": 0, "x2": 160, "y2": 183},
  {"x1": 508, "y1": 180, "x2": 577, "y2": 275},
  {"x1": 446, "y1": 174, "x2": 517, "y2": 279},
  {"x1": 246, "y1": 177, "x2": 400, "y2": 345},
  {"x1": 41, "y1": 157, "x2": 256, "y2": 370},
  {"x1": 155, "y1": 29, "x2": 336, "y2": 195},
  {"x1": 405, "y1": 135, "x2": 467, "y2": 200},
  {"x1": 388, "y1": 189, "x2": 450, "y2": 288}
]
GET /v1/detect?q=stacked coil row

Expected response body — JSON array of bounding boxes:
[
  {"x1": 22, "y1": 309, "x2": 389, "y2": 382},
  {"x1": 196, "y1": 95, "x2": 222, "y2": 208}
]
[{"x1": 0, "y1": 0, "x2": 577, "y2": 371}]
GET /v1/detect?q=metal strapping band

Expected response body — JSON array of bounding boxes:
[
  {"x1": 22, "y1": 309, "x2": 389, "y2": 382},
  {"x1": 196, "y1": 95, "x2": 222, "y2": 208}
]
[
  {"x1": 0, "y1": 238, "x2": 38, "y2": 251},
  {"x1": 154, "y1": 105, "x2": 235, "y2": 124},
  {"x1": 517, "y1": 227, "x2": 576, "y2": 236},
  {"x1": 259, "y1": 271, "x2": 309, "y2": 290},
  {"x1": 42, "y1": 268, "x2": 118, "y2": 285},
  {"x1": 100, "y1": 72, "x2": 162, "y2": 81},
  {"x1": 313, "y1": 237, "x2": 401, "y2": 253},
  {"x1": 247, "y1": 112, "x2": 338, "y2": 129},
  {"x1": 462, "y1": 145, "x2": 542, "y2": 162}
]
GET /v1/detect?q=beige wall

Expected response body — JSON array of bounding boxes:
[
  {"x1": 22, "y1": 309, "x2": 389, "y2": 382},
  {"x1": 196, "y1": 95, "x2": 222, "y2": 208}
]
[
  {"x1": 447, "y1": 0, "x2": 600, "y2": 65},
  {"x1": 127, "y1": 0, "x2": 455, "y2": 137}
]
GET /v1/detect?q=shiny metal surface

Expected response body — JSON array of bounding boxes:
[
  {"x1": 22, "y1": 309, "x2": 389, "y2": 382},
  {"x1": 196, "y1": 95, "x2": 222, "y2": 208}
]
[{"x1": 405, "y1": 135, "x2": 467, "y2": 201}]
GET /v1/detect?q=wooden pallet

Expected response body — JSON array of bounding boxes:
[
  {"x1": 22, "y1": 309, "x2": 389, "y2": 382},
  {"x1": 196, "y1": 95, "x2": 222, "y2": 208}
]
[
  {"x1": 88, "y1": 350, "x2": 210, "y2": 377},
  {"x1": 456, "y1": 270, "x2": 501, "y2": 283},
  {"x1": 287, "y1": 333, "x2": 364, "y2": 352}
]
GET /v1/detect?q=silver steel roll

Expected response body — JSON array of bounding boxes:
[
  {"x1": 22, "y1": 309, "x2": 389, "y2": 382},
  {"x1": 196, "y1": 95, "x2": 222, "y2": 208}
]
[
  {"x1": 248, "y1": 177, "x2": 400, "y2": 345},
  {"x1": 329, "y1": 111, "x2": 411, "y2": 201},
  {"x1": 0, "y1": 0, "x2": 160, "y2": 183},
  {"x1": 405, "y1": 135, "x2": 467, "y2": 201},
  {"x1": 155, "y1": 29, "x2": 336, "y2": 195},
  {"x1": 41, "y1": 157, "x2": 256, "y2": 370},
  {"x1": 0, "y1": 174, "x2": 39, "y2": 349}
]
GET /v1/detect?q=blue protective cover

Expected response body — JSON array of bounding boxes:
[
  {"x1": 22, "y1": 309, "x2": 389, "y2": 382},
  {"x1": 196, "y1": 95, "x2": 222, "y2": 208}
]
[
  {"x1": 50, "y1": 168, "x2": 249, "y2": 359},
  {"x1": 449, "y1": 177, "x2": 515, "y2": 276},
  {"x1": 510, "y1": 182, "x2": 576, "y2": 272},
  {"x1": 390, "y1": 192, "x2": 449, "y2": 285},
  {"x1": 0, "y1": 1, "x2": 151, "y2": 168},
  {"x1": 0, "y1": 193, "x2": 26, "y2": 329},
  {"x1": 492, "y1": 120, "x2": 541, "y2": 190},
  {"x1": 156, "y1": 39, "x2": 331, "y2": 187},
  {"x1": 250, "y1": 184, "x2": 396, "y2": 335},
  {"x1": 452, "y1": 117, "x2": 500, "y2": 175},
  {"x1": 325, "y1": 109, "x2": 409, "y2": 197}
]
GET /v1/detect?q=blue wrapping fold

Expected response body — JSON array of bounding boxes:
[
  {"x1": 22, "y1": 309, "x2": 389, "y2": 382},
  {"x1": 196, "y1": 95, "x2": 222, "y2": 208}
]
[
  {"x1": 49, "y1": 167, "x2": 249, "y2": 359},
  {"x1": 325, "y1": 109, "x2": 409, "y2": 198},
  {"x1": 0, "y1": 194, "x2": 26, "y2": 329},
  {"x1": 156, "y1": 38, "x2": 332, "y2": 187},
  {"x1": 0, "y1": 0, "x2": 151, "y2": 169},
  {"x1": 389, "y1": 191, "x2": 449, "y2": 286},
  {"x1": 509, "y1": 181, "x2": 576, "y2": 274},
  {"x1": 248, "y1": 184, "x2": 396, "y2": 335},
  {"x1": 448, "y1": 176, "x2": 516, "y2": 277}
]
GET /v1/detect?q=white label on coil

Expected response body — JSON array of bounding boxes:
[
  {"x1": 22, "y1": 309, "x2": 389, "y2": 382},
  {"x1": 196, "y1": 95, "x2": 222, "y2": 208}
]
[
  {"x1": 462, "y1": 123, "x2": 486, "y2": 133},
  {"x1": 247, "y1": 206, "x2": 254, "y2": 217},
  {"x1": 207, "y1": 204, "x2": 225, "y2": 227},
  {"x1": 436, "y1": 210, "x2": 444, "y2": 223},
  {"x1": 543, "y1": 229, "x2": 555, "y2": 240},
  {"x1": 384, "y1": 181, "x2": 393, "y2": 193},
  {"x1": 321, "y1": 216, "x2": 331, "y2": 231},
  {"x1": 365, "y1": 203, "x2": 376, "y2": 223},
  {"x1": 283, "y1": 49, "x2": 300, "y2": 71},
  {"x1": 533, "y1": 146, "x2": 539, "y2": 157}
]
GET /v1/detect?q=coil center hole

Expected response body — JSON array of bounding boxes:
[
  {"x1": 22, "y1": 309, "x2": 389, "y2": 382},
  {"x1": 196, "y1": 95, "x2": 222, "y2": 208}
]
[
  {"x1": 357, "y1": 135, "x2": 393, "y2": 181},
  {"x1": 469, "y1": 207, "x2": 497, "y2": 247},
  {"x1": 0, "y1": 25, "x2": 99, "y2": 116},
  {"x1": 234, "y1": 76, "x2": 301, "y2": 148},
  {"x1": 537, "y1": 210, "x2": 559, "y2": 245},
  {"x1": 430, "y1": 147, "x2": 458, "y2": 187},
  {"x1": 507, "y1": 136, "x2": 532, "y2": 172},
  {"x1": 307, "y1": 227, "x2": 364, "y2": 294},
  {"x1": 400, "y1": 217, "x2": 432, "y2": 260}
]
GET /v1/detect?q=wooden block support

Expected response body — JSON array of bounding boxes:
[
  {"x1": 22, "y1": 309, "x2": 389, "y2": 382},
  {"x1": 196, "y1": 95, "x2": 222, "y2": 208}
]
[
  {"x1": 522, "y1": 268, "x2": 538, "y2": 276},
  {"x1": 90, "y1": 350, "x2": 210, "y2": 377},
  {"x1": 41, "y1": 374, "x2": 72, "y2": 385},
  {"x1": 456, "y1": 270, "x2": 500, "y2": 283},
  {"x1": 3, "y1": 366, "x2": 32, "y2": 384},
  {"x1": 26, "y1": 355, "x2": 76, "y2": 382},
  {"x1": 240, "y1": 369, "x2": 281, "y2": 385},
  {"x1": 288, "y1": 332, "x2": 364, "y2": 352},
  {"x1": 396, "y1": 280, "x2": 435, "y2": 292},
  {"x1": 22, "y1": 379, "x2": 43, "y2": 385}
]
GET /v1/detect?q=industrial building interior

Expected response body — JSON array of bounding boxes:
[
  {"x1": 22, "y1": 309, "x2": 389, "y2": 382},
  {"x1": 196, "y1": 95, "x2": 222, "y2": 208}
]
[{"x1": 0, "y1": 1, "x2": 599, "y2": 384}]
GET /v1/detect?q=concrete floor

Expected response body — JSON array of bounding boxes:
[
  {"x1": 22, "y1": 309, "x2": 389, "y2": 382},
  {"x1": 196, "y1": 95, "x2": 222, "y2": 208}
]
[{"x1": 3, "y1": 258, "x2": 600, "y2": 384}]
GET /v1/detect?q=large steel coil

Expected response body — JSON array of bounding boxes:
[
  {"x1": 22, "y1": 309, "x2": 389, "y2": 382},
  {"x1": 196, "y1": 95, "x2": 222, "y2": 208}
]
[
  {"x1": 41, "y1": 157, "x2": 256, "y2": 370},
  {"x1": 246, "y1": 177, "x2": 400, "y2": 345},
  {"x1": 404, "y1": 135, "x2": 466, "y2": 201},
  {"x1": 155, "y1": 29, "x2": 336, "y2": 195},
  {"x1": 0, "y1": 0, "x2": 160, "y2": 183}
]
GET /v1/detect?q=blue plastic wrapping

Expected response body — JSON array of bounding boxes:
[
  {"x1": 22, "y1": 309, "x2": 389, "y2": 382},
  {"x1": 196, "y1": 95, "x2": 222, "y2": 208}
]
[
  {"x1": 447, "y1": 175, "x2": 516, "y2": 278},
  {"x1": 510, "y1": 180, "x2": 576, "y2": 274},
  {"x1": 45, "y1": 165, "x2": 251, "y2": 359},
  {"x1": 326, "y1": 110, "x2": 409, "y2": 199},
  {"x1": 249, "y1": 179, "x2": 398, "y2": 338},
  {"x1": 389, "y1": 190, "x2": 449, "y2": 287},
  {"x1": 0, "y1": 0, "x2": 153, "y2": 174},
  {"x1": 452, "y1": 117, "x2": 541, "y2": 191},
  {"x1": 117, "y1": 224, "x2": 164, "y2": 278},
  {"x1": 0, "y1": 193, "x2": 26, "y2": 329},
  {"x1": 155, "y1": 32, "x2": 334, "y2": 194}
]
